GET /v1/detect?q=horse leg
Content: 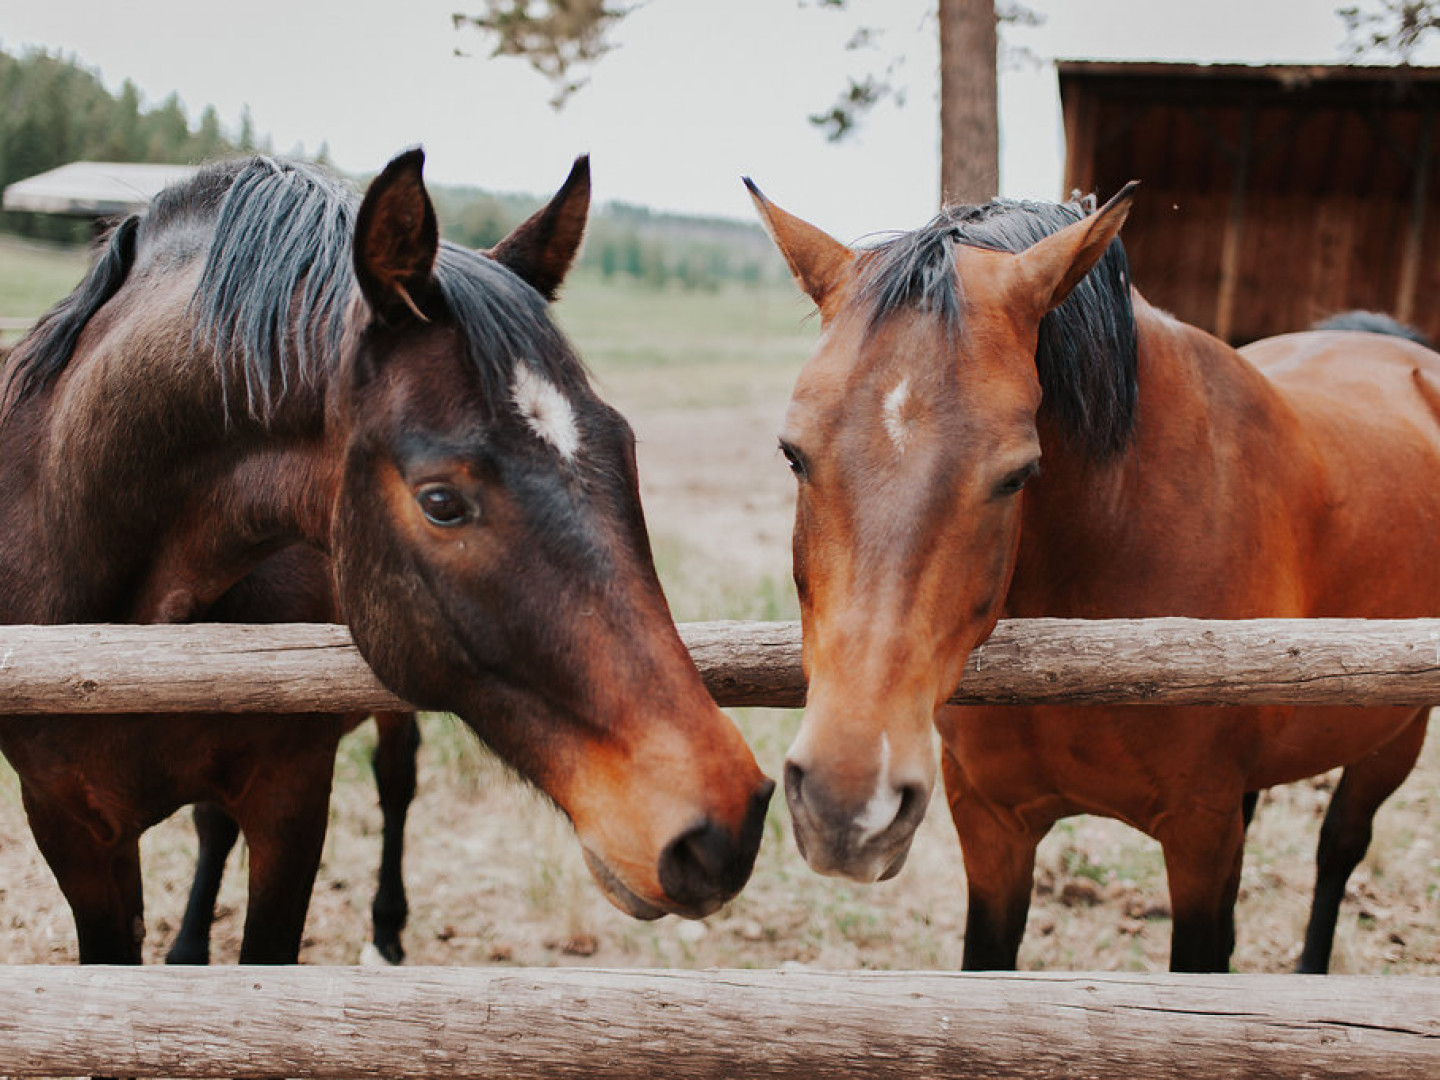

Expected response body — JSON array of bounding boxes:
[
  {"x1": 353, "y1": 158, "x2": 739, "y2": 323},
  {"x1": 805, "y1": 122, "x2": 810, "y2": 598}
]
[
  {"x1": 942, "y1": 747, "x2": 1048, "y2": 970},
  {"x1": 366, "y1": 710, "x2": 420, "y2": 965},
  {"x1": 959, "y1": 831, "x2": 1041, "y2": 970},
  {"x1": 230, "y1": 740, "x2": 339, "y2": 965},
  {"x1": 1241, "y1": 790, "x2": 1258, "y2": 829},
  {"x1": 165, "y1": 802, "x2": 241, "y2": 965},
  {"x1": 23, "y1": 798, "x2": 145, "y2": 965},
  {"x1": 1219, "y1": 790, "x2": 1261, "y2": 966},
  {"x1": 1296, "y1": 709, "x2": 1429, "y2": 974},
  {"x1": 1159, "y1": 805, "x2": 1247, "y2": 972}
]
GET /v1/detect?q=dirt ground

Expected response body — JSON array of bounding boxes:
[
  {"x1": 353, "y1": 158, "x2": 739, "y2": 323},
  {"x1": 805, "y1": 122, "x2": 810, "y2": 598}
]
[{"x1": 0, "y1": 291, "x2": 1438, "y2": 979}]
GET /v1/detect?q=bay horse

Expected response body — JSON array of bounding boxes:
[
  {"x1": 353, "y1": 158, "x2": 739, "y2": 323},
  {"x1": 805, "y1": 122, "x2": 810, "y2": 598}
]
[
  {"x1": 0, "y1": 149, "x2": 772, "y2": 965},
  {"x1": 747, "y1": 178, "x2": 1440, "y2": 973}
]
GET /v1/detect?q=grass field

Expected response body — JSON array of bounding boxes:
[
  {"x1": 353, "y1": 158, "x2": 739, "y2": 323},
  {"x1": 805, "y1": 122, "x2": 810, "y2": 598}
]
[
  {"x1": 0, "y1": 235, "x2": 91, "y2": 323},
  {"x1": 0, "y1": 233, "x2": 1437, "y2": 978}
]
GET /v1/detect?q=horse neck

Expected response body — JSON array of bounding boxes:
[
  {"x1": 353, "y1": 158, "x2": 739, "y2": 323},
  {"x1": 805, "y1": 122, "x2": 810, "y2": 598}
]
[
  {"x1": 3, "y1": 308, "x2": 340, "y2": 625},
  {"x1": 119, "y1": 434, "x2": 341, "y2": 623},
  {"x1": 1006, "y1": 296, "x2": 1281, "y2": 617},
  {"x1": 0, "y1": 400, "x2": 62, "y2": 623}
]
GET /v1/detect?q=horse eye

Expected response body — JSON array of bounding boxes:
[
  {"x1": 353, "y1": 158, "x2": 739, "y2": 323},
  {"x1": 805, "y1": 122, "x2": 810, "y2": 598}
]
[
  {"x1": 415, "y1": 483, "x2": 473, "y2": 527},
  {"x1": 779, "y1": 441, "x2": 807, "y2": 479},
  {"x1": 995, "y1": 462, "x2": 1040, "y2": 499}
]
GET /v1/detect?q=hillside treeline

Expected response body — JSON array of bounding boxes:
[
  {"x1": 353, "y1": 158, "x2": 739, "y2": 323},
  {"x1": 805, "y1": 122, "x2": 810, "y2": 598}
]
[
  {"x1": 0, "y1": 46, "x2": 781, "y2": 287},
  {"x1": 433, "y1": 188, "x2": 781, "y2": 290},
  {"x1": 0, "y1": 47, "x2": 252, "y2": 242}
]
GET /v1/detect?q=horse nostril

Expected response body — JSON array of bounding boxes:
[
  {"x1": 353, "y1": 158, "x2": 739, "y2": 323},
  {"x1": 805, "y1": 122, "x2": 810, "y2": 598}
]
[
  {"x1": 743, "y1": 778, "x2": 775, "y2": 851},
  {"x1": 783, "y1": 760, "x2": 805, "y2": 807},
  {"x1": 659, "y1": 819, "x2": 730, "y2": 907},
  {"x1": 750, "y1": 778, "x2": 777, "y2": 820},
  {"x1": 895, "y1": 781, "x2": 928, "y2": 833},
  {"x1": 659, "y1": 780, "x2": 772, "y2": 912}
]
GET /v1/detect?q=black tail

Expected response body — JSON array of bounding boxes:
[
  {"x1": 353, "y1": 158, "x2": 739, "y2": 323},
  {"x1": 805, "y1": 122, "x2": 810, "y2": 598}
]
[
  {"x1": 1312, "y1": 309, "x2": 1433, "y2": 350},
  {"x1": 1, "y1": 215, "x2": 141, "y2": 408}
]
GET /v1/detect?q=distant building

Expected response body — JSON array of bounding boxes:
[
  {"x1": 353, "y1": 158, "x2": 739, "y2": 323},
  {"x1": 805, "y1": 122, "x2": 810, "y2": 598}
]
[
  {"x1": 1059, "y1": 61, "x2": 1440, "y2": 344},
  {"x1": 0, "y1": 162, "x2": 201, "y2": 341},
  {"x1": 2, "y1": 161, "x2": 197, "y2": 221}
]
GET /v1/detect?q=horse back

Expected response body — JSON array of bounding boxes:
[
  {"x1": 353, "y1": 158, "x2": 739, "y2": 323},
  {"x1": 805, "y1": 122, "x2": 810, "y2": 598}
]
[
  {"x1": 1241, "y1": 329, "x2": 1440, "y2": 617},
  {"x1": 1244, "y1": 329, "x2": 1440, "y2": 445}
]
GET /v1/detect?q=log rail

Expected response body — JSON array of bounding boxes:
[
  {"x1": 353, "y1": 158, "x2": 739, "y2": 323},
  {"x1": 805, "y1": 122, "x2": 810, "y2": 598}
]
[
  {"x1": 0, "y1": 965, "x2": 1435, "y2": 1079},
  {"x1": 3, "y1": 617, "x2": 1440, "y2": 713}
]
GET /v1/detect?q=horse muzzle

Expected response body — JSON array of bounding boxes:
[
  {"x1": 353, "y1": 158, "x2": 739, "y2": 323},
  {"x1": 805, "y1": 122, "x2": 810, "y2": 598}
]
[
  {"x1": 783, "y1": 757, "x2": 929, "y2": 883},
  {"x1": 584, "y1": 777, "x2": 775, "y2": 920}
]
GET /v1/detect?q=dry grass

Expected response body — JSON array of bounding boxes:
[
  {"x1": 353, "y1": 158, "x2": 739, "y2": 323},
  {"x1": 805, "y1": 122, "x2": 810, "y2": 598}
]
[{"x1": 2, "y1": 710, "x2": 1437, "y2": 975}]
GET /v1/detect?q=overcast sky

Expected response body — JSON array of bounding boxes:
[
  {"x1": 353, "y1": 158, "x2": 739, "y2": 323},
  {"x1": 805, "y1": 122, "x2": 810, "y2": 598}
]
[{"x1": 0, "y1": 0, "x2": 1421, "y2": 241}]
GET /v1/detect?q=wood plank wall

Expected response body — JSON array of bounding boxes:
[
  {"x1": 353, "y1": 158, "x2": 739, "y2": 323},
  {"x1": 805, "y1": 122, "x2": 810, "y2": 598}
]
[{"x1": 1059, "y1": 64, "x2": 1440, "y2": 345}]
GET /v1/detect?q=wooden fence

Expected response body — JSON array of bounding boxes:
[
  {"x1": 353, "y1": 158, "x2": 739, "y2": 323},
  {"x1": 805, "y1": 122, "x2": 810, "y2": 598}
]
[
  {"x1": 0, "y1": 965, "x2": 1437, "y2": 1079},
  {"x1": 2, "y1": 617, "x2": 1440, "y2": 1077},
  {"x1": 6, "y1": 616, "x2": 1440, "y2": 712}
]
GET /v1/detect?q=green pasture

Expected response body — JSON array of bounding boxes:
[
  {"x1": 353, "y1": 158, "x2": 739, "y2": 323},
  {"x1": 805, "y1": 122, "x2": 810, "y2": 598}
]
[
  {"x1": 0, "y1": 235, "x2": 812, "y2": 363},
  {"x1": 0, "y1": 235, "x2": 92, "y2": 322},
  {"x1": 555, "y1": 272, "x2": 814, "y2": 370},
  {"x1": 0, "y1": 236, "x2": 815, "y2": 389},
  {"x1": 558, "y1": 271, "x2": 816, "y2": 409}
]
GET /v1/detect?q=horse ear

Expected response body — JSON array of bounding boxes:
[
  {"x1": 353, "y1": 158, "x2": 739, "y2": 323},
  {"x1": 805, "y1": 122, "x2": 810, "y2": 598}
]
[
  {"x1": 489, "y1": 155, "x2": 590, "y2": 301},
  {"x1": 354, "y1": 148, "x2": 440, "y2": 323},
  {"x1": 744, "y1": 178, "x2": 854, "y2": 319},
  {"x1": 1013, "y1": 181, "x2": 1139, "y2": 314}
]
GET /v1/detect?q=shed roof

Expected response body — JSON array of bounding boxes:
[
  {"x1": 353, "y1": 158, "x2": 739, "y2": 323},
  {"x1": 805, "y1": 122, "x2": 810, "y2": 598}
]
[
  {"x1": 1058, "y1": 60, "x2": 1440, "y2": 88},
  {"x1": 1, "y1": 161, "x2": 198, "y2": 217}
]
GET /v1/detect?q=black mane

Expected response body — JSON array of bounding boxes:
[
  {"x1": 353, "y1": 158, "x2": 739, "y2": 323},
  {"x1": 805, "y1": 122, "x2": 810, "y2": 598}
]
[
  {"x1": 1, "y1": 214, "x2": 138, "y2": 409},
  {"x1": 3, "y1": 156, "x2": 582, "y2": 421},
  {"x1": 1312, "y1": 310, "x2": 1433, "y2": 349},
  {"x1": 854, "y1": 195, "x2": 1139, "y2": 458}
]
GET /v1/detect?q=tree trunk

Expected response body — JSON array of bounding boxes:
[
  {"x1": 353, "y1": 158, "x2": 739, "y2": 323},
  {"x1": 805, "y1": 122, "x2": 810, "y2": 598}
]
[{"x1": 938, "y1": 0, "x2": 1000, "y2": 206}]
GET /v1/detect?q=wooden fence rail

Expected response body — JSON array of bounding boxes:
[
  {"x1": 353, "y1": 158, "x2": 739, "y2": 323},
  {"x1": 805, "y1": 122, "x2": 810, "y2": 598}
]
[
  {"x1": 3, "y1": 617, "x2": 1440, "y2": 714},
  {"x1": 0, "y1": 965, "x2": 1436, "y2": 1079}
]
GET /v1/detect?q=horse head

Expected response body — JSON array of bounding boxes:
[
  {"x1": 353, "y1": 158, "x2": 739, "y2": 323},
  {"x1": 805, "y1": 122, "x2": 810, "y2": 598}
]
[
  {"x1": 329, "y1": 151, "x2": 772, "y2": 919},
  {"x1": 748, "y1": 179, "x2": 1135, "y2": 882}
]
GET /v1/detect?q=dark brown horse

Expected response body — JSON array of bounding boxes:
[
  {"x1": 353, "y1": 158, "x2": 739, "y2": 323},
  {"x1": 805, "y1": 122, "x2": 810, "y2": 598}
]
[
  {"x1": 160, "y1": 543, "x2": 419, "y2": 967},
  {"x1": 748, "y1": 178, "x2": 1440, "y2": 973},
  {"x1": 0, "y1": 149, "x2": 772, "y2": 965}
]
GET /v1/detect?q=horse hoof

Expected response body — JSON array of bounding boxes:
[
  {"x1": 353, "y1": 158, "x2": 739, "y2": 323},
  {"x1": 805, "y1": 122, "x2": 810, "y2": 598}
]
[{"x1": 360, "y1": 942, "x2": 403, "y2": 967}]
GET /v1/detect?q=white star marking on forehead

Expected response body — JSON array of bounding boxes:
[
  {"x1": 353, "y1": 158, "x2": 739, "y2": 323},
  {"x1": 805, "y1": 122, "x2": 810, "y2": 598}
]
[
  {"x1": 512, "y1": 364, "x2": 581, "y2": 461},
  {"x1": 883, "y1": 376, "x2": 912, "y2": 453}
]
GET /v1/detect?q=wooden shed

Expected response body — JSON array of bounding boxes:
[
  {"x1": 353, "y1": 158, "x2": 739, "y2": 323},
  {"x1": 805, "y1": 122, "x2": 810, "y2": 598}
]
[
  {"x1": 1058, "y1": 61, "x2": 1440, "y2": 345},
  {"x1": 2, "y1": 161, "x2": 197, "y2": 220}
]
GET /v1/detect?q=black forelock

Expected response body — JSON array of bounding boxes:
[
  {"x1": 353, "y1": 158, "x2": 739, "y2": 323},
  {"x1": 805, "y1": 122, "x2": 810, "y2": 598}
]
[
  {"x1": 431, "y1": 243, "x2": 590, "y2": 415},
  {"x1": 853, "y1": 195, "x2": 1139, "y2": 458}
]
